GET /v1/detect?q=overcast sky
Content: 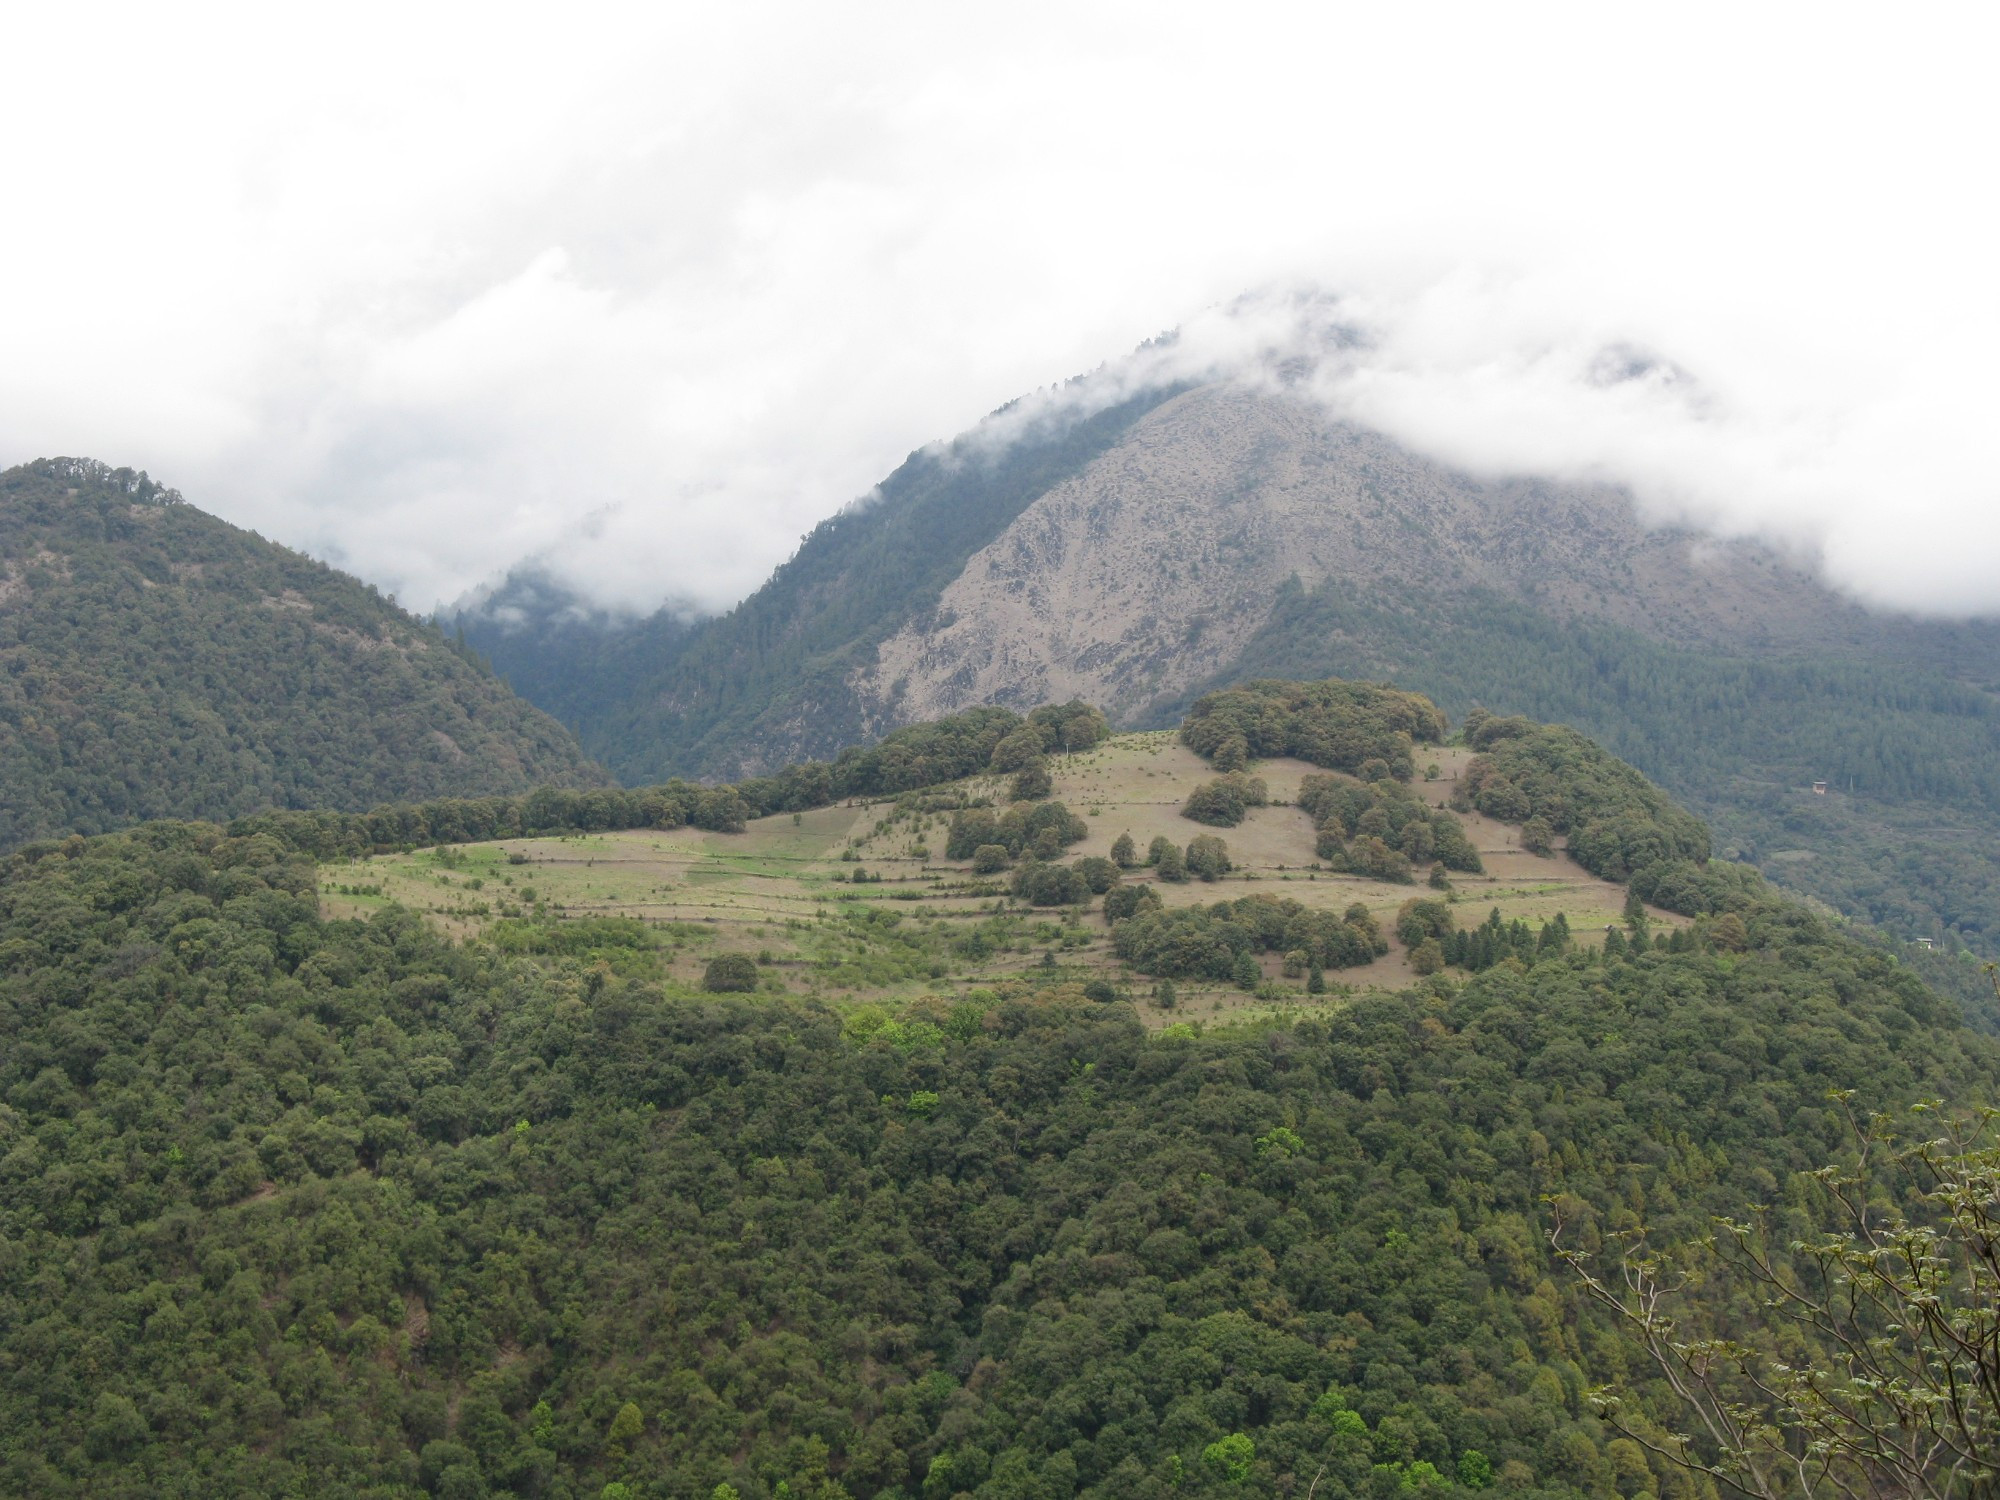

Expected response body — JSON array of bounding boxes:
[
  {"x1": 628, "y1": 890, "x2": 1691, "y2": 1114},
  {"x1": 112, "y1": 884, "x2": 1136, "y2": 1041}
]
[{"x1": 3, "y1": 2, "x2": 1996, "y2": 618}]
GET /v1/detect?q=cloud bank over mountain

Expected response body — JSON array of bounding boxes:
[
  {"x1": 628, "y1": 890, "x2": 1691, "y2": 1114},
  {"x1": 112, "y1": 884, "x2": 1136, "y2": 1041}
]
[
  {"x1": 1, "y1": 3, "x2": 1994, "y2": 618},
  {"x1": 1100, "y1": 282, "x2": 2000, "y2": 618}
]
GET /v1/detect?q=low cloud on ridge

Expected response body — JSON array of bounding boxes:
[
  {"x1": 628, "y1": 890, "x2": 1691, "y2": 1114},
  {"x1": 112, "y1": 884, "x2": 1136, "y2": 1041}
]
[
  {"x1": 0, "y1": 4, "x2": 1993, "y2": 622},
  {"x1": 947, "y1": 280, "x2": 2000, "y2": 622}
]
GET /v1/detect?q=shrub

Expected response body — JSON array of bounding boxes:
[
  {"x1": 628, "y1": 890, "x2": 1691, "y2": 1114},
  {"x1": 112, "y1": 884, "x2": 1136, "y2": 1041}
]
[
  {"x1": 971, "y1": 844, "x2": 1011, "y2": 874},
  {"x1": 702, "y1": 954, "x2": 759, "y2": 993},
  {"x1": 1110, "y1": 832, "x2": 1137, "y2": 867}
]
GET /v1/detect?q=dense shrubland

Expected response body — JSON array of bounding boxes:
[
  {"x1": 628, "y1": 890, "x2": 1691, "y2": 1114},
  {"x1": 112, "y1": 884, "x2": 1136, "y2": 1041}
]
[{"x1": 0, "y1": 816, "x2": 1992, "y2": 1498}]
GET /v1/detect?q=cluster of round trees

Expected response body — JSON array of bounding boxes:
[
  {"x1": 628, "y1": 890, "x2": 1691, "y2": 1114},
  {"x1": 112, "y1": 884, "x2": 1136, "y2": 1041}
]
[
  {"x1": 1180, "y1": 774, "x2": 1268, "y2": 828},
  {"x1": 1179, "y1": 679, "x2": 1446, "y2": 778},
  {"x1": 944, "y1": 800, "x2": 1088, "y2": 865},
  {"x1": 1297, "y1": 772, "x2": 1482, "y2": 885},
  {"x1": 1111, "y1": 893, "x2": 1387, "y2": 982},
  {"x1": 1011, "y1": 854, "x2": 1122, "y2": 907}
]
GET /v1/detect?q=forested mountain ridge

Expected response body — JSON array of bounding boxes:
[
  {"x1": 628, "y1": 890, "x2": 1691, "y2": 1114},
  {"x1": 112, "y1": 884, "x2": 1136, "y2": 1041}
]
[
  {"x1": 1, "y1": 701, "x2": 1995, "y2": 1496},
  {"x1": 0, "y1": 458, "x2": 608, "y2": 849}
]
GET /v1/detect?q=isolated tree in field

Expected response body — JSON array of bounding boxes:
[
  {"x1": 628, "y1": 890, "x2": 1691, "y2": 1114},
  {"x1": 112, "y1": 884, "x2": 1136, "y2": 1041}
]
[
  {"x1": 1553, "y1": 1095, "x2": 1999, "y2": 1500},
  {"x1": 702, "y1": 954, "x2": 759, "y2": 992},
  {"x1": 1110, "y1": 832, "x2": 1137, "y2": 867}
]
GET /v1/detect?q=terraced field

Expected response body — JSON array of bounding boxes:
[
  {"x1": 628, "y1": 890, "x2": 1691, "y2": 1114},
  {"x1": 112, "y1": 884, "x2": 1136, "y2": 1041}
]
[{"x1": 319, "y1": 732, "x2": 1674, "y2": 1025}]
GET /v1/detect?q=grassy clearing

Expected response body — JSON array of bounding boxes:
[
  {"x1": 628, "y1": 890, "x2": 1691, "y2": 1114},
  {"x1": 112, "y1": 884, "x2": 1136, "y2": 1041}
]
[{"x1": 319, "y1": 732, "x2": 1676, "y2": 1024}]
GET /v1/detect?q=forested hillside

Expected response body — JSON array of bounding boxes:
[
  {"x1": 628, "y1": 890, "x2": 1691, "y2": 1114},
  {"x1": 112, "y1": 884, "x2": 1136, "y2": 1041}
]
[
  {"x1": 2, "y1": 704, "x2": 1995, "y2": 1496},
  {"x1": 2, "y1": 817, "x2": 1991, "y2": 1498},
  {"x1": 0, "y1": 459, "x2": 606, "y2": 849},
  {"x1": 1186, "y1": 583, "x2": 2000, "y2": 957}
]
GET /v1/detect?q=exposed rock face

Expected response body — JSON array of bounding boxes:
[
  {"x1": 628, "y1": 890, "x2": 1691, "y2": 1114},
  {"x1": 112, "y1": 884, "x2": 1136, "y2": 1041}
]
[{"x1": 855, "y1": 383, "x2": 1860, "y2": 725}]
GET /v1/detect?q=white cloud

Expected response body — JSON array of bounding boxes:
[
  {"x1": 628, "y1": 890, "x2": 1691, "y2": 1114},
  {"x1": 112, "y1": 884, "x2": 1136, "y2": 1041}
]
[{"x1": 0, "y1": 1, "x2": 1995, "y2": 617}]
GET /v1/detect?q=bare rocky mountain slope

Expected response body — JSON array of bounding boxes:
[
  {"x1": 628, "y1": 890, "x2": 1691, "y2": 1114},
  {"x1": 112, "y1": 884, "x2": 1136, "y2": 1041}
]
[{"x1": 855, "y1": 383, "x2": 1869, "y2": 727}]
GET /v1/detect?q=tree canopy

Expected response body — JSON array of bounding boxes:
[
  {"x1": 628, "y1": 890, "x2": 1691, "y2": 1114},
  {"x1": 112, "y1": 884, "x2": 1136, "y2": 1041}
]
[{"x1": 0, "y1": 459, "x2": 607, "y2": 850}]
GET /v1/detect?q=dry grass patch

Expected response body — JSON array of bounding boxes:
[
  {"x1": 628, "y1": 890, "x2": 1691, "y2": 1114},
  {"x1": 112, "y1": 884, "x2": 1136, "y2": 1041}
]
[{"x1": 318, "y1": 731, "x2": 1677, "y2": 1017}]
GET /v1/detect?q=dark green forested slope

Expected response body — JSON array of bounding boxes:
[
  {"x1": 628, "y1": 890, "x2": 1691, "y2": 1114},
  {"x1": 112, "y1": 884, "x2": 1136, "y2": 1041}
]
[
  {"x1": 460, "y1": 385, "x2": 1185, "y2": 783},
  {"x1": 1182, "y1": 583, "x2": 2000, "y2": 959},
  {"x1": 1, "y1": 809, "x2": 1993, "y2": 1497},
  {"x1": 0, "y1": 459, "x2": 606, "y2": 849}
]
